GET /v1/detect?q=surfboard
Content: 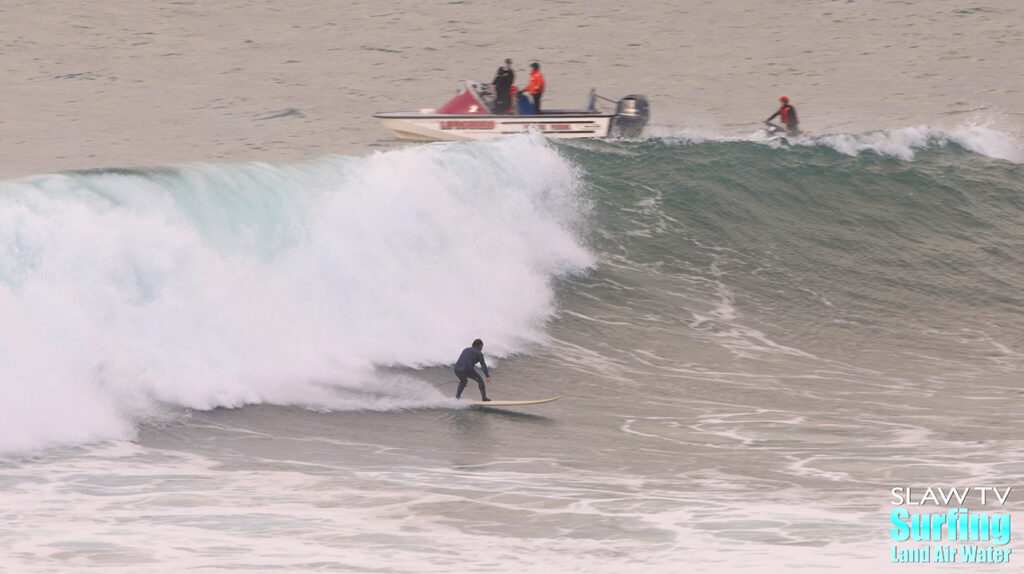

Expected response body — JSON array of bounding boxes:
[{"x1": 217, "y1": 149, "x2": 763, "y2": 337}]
[{"x1": 468, "y1": 396, "x2": 562, "y2": 407}]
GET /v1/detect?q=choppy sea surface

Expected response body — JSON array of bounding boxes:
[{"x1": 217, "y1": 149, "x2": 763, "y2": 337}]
[{"x1": 2, "y1": 2, "x2": 1022, "y2": 573}]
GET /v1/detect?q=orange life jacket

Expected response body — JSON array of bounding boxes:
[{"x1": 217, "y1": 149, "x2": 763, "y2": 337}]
[{"x1": 525, "y1": 70, "x2": 545, "y2": 95}]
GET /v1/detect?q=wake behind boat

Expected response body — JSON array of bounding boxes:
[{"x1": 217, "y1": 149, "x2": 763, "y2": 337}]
[{"x1": 375, "y1": 81, "x2": 649, "y2": 141}]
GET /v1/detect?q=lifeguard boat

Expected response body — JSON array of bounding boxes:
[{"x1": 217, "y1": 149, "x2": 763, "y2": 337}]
[{"x1": 374, "y1": 81, "x2": 649, "y2": 141}]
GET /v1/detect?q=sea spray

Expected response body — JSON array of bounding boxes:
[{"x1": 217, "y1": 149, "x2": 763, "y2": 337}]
[{"x1": 0, "y1": 137, "x2": 594, "y2": 455}]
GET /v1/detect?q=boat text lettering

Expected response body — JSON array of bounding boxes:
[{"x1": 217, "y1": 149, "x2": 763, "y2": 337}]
[{"x1": 440, "y1": 120, "x2": 495, "y2": 130}]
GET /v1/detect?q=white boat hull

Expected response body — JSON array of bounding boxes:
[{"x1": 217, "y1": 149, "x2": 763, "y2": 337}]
[
  {"x1": 375, "y1": 112, "x2": 615, "y2": 141},
  {"x1": 374, "y1": 81, "x2": 648, "y2": 142}
]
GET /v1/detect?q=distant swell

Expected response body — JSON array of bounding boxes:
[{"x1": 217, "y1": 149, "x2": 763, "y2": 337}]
[
  {"x1": 811, "y1": 124, "x2": 1024, "y2": 163},
  {"x1": 558, "y1": 128, "x2": 1024, "y2": 393},
  {"x1": 644, "y1": 123, "x2": 1024, "y2": 163}
]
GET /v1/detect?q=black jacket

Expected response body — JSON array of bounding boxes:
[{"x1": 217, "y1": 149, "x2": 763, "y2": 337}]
[{"x1": 493, "y1": 66, "x2": 514, "y2": 92}]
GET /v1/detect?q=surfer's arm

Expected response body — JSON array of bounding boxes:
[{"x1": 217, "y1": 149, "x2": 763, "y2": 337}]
[{"x1": 479, "y1": 355, "x2": 490, "y2": 379}]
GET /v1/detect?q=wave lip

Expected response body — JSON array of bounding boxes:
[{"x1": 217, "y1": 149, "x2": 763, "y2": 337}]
[{"x1": 812, "y1": 124, "x2": 1024, "y2": 163}]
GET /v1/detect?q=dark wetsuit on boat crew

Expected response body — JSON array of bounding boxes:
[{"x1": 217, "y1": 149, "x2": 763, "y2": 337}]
[
  {"x1": 493, "y1": 64, "x2": 515, "y2": 114},
  {"x1": 454, "y1": 346, "x2": 490, "y2": 400}
]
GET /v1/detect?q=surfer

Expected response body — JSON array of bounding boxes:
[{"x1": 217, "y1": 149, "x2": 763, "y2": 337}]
[
  {"x1": 454, "y1": 339, "x2": 492, "y2": 401},
  {"x1": 492, "y1": 59, "x2": 515, "y2": 114},
  {"x1": 764, "y1": 96, "x2": 799, "y2": 135}
]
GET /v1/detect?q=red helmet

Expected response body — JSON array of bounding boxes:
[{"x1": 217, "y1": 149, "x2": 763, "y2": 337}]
[{"x1": 780, "y1": 96, "x2": 789, "y2": 102}]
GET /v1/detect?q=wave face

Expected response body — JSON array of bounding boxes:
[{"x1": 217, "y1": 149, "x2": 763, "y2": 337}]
[
  {"x1": 558, "y1": 126, "x2": 1023, "y2": 386},
  {"x1": 2, "y1": 125, "x2": 1022, "y2": 457},
  {"x1": 0, "y1": 137, "x2": 594, "y2": 454}
]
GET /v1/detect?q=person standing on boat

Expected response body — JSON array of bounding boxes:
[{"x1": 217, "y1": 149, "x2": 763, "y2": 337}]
[
  {"x1": 523, "y1": 62, "x2": 545, "y2": 113},
  {"x1": 764, "y1": 96, "x2": 799, "y2": 135},
  {"x1": 454, "y1": 339, "x2": 491, "y2": 401},
  {"x1": 492, "y1": 59, "x2": 515, "y2": 114}
]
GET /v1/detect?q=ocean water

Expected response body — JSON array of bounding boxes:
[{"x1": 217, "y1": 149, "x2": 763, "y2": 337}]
[
  {"x1": 2, "y1": 2, "x2": 1023, "y2": 573},
  {"x1": 3, "y1": 129, "x2": 1022, "y2": 573}
]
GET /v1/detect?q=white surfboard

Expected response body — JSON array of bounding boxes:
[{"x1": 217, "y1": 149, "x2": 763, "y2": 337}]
[{"x1": 468, "y1": 396, "x2": 562, "y2": 407}]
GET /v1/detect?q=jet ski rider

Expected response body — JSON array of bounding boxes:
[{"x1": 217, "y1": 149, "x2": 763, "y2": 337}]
[{"x1": 765, "y1": 96, "x2": 799, "y2": 135}]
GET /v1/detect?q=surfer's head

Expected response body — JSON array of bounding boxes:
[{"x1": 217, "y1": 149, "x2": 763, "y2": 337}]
[
  {"x1": 473, "y1": 338, "x2": 484, "y2": 349},
  {"x1": 779, "y1": 96, "x2": 789, "y2": 103},
  {"x1": 530, "y1": 62, "x2": 539, "y2": 70}
]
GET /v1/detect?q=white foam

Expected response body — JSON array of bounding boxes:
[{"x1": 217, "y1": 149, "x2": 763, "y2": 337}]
[
  {"x1": 646, "y1": 122, "x2": 1024, "y2": 163},
  {"x1": 945, "y1": 122, "x2": 1024, "y2": 163},
  {"x1": 809, "y1": 123, "x2": 1024, "y2": 163},
  {"x1": 0, "y1": 138, "x2": 595, "y2": 455}
]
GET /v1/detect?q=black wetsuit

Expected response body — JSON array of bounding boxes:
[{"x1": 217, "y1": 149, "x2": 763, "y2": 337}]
[
  {"x1": 492, "y1": 65, "x2": 515, "y2": 114},
  {"x1": 454, "y1": 346, "x2": 490, "y2": 400}
]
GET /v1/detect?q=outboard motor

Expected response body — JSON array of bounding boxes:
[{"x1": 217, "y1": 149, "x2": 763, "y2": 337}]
[{"x1": 609, "y1": 95, "x2": 650, "y2": 138}]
